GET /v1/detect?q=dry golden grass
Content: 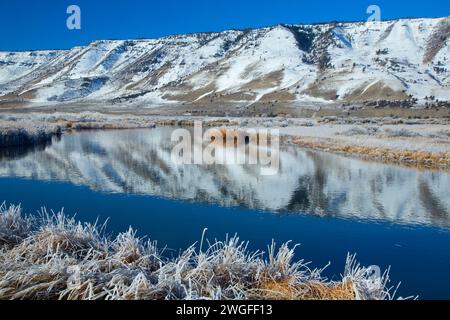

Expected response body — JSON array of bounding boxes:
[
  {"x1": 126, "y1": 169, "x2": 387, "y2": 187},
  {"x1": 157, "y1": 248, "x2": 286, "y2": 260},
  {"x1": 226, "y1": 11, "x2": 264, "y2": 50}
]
[
  {"x1": 292, "y1": 137, "x2": 450, "y2": 170},
  {"x1": 257, "y1": 277, "x2": 356, "y2": 300}
]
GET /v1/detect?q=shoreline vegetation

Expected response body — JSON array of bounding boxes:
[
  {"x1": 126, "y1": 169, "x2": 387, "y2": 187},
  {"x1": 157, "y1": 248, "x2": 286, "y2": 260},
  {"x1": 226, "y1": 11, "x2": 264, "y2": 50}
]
[
  {"x1": 0, "y1": 203, "x2": 403, "y2": 300},
  {"x1": 290, "y1": 137, "x2": 450, "y2": 169},
  {"x1": 0, "y1": 121, "x2": 61, "y2": 148},
  {"x1": 0, "y1": 112, "x2": 449, "y2": 169}
]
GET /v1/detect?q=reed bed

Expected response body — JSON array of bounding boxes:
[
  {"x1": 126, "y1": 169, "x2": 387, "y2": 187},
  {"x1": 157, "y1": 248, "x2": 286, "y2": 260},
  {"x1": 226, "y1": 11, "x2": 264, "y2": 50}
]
[{"x1": 0, "y1": 203, "x2": 402, "y2": 300}]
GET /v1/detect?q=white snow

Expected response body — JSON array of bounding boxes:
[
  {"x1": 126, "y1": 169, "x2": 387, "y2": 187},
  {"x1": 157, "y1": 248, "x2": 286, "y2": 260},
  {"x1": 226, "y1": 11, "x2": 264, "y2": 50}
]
[{"x1": 1, "y1": 17, "x2": 449, "y2": 104}]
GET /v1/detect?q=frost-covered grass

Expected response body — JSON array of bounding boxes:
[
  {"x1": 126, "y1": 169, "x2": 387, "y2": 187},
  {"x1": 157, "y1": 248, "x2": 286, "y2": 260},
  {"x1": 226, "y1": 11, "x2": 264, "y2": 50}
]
[
  {"x1": 0, "y1": 120, "x2": 61, "y2": 148},
  {"x1": 0, "y1": 203, "x2": 403, "y2": 300},
  {"x1": 0, "y1": 112, "x2": 239, "y2": 130},
  {"x1": 1, "y1": 112, "x2": 158, "y2": 131},
  {"x1": 337, "y1": 126, "x2": 444, "y2": 139}
]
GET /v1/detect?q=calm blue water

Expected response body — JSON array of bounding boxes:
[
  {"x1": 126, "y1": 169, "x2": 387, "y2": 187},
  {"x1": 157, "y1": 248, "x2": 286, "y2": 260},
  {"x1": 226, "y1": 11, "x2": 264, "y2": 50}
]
[{"x1": 0, "y1": 128, "x2": 450, "y2": 299}]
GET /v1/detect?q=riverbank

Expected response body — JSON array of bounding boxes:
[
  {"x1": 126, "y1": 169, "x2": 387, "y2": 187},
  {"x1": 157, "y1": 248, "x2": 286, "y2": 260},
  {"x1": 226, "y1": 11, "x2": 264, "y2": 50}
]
[
  {"x1": 0, "y1": 203, "x2": 400, "y2": 300},
  {"x1": 0, "y1": 120, "x2": 61, "y2": 148},
  {"x1": 278, "y1": 121, "x2": 450, "y2": 169},
  {"x1": 1, "y1": 111, "x2": 450, "y2": 169}
]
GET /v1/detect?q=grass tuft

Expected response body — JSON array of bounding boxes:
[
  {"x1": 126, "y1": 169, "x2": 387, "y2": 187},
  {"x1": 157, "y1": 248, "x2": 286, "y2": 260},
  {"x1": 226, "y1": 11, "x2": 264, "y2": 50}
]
[{"x1": 0, "y1": 203, "x2": 405, "y2": 300}]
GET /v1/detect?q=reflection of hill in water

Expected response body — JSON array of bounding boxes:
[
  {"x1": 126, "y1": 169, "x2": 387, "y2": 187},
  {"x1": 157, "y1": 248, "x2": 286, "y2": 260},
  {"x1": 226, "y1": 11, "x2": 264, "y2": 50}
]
[
  {"x1": 0, "y1": 137, "x2": 57, "y2": 161},
  {"x1": 0, "y1": 128, "x2": 449, "y2": 228}
]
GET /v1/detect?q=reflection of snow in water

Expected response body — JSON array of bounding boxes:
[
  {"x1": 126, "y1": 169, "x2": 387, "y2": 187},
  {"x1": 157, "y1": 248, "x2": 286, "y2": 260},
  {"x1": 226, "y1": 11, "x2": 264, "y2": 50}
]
[{"x1": 0, "y1": 128, "x2": 449, "y2": 228}]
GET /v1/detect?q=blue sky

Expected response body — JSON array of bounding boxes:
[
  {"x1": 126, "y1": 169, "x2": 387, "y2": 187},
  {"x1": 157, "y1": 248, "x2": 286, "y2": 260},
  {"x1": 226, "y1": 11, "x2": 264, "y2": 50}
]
[{"x1": 0, "y1": 0, "x2": 448, "y2": 51}]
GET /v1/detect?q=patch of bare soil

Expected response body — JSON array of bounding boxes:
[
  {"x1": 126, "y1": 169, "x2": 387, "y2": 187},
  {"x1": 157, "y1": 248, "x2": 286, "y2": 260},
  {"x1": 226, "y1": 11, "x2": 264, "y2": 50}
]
[{"x1": 344, "y1": 81, "x2": 409, "y2": 102}]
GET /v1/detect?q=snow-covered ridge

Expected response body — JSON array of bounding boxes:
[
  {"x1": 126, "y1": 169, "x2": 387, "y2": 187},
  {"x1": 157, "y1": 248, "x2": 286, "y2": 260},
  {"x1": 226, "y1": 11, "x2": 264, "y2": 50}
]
[{"x1": 0, "y1": 16, "x2": 449, "y2": 106}]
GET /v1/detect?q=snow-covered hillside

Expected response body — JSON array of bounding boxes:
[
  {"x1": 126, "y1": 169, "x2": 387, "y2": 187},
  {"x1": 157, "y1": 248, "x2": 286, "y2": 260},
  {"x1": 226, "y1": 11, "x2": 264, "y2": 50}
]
[{"x1": 0, "y1": 16, "x2": 449, "y2": 107}]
